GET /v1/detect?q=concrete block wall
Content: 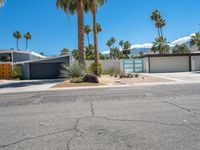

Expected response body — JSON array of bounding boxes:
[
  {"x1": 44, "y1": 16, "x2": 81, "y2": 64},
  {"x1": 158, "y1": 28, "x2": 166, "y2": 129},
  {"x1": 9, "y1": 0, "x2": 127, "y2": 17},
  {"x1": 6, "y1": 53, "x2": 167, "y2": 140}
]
[{"x1": 86, "y1": 60, "x2": 123, "y2": 73}]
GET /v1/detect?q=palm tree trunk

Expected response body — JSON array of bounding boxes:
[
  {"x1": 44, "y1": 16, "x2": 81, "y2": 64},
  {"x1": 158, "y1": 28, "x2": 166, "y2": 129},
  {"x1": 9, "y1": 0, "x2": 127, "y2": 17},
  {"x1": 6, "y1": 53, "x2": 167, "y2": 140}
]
[
  {"x1": 160, "y1": 28, "x2": 163, "y2": 37},
  {"x1": 92, "y1": 0, "x2": 99, "y2": 76},
  {"x1": 77, "y1": 0, "x2": 86, "y2": 68},
  {"x1": 17, "y1": 39, "x2": 18, "y2": 50},
  {"x1": 26, "y1": 39, "x2": 28, "y2": 51},
  {"x1": 157, "y1": 28, "x2": 160, "y2": 37},
  {"x1": 87, "y1": 34, "x2": 90, "y2": 46}
]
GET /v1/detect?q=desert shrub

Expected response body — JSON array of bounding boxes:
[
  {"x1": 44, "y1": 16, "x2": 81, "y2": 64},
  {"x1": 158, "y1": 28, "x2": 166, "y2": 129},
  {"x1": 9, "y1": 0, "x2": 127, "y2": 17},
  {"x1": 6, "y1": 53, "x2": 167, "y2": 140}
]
[
  {"x1": 119, "y1": 73, "x2": 133, "y2": 79},
  {"x1": 12, "y1": 65, "x2": 22, "y2": 79},
  {"x1": 60, "y1": 62, "x2": 86, "y2": 79},
  {"x1": 88, "y1": 62, "x2": 103, "y2": 75},
  {"x1": 104, "y1": 68, "x2": 120, "y2": 75},
  {"x1": 134, "y1": 73, "x2": 139, "y2": 78},
  {"x1": 70, "y1": 77, "x2": 84, "y2": 83}
]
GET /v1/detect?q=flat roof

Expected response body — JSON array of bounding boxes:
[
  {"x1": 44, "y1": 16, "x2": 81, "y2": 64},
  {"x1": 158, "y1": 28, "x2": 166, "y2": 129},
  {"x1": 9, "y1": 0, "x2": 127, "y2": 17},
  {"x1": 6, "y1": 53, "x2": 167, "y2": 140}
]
[
  {"x1": 140, "y1": 52, "x2": 200, "y2": 58},
  {"x1": 0, "y1": 49, "x2": 46, "y2": 59},
  {"x1": 14, "y1": 55, "x2": 69, "y2": 65}
]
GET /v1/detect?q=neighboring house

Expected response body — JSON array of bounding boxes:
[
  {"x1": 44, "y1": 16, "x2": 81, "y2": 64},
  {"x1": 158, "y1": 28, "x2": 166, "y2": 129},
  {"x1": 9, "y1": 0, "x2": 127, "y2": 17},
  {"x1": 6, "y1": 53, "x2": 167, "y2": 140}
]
[{"x1": 0, "y1": 49, "x2": 70, "y2": 80}]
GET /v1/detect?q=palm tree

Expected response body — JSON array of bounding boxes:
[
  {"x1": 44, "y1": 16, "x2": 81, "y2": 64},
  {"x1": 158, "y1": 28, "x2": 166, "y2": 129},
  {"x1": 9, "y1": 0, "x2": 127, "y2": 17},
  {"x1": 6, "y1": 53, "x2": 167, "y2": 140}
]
[
  {"x1": 156, "y1": 17, "x2": 166, "y2": 37},
  {"x1": 96, "y1": 23, "x2": 102, "y2": 34},
  {"x1": 173, "y1": 44, "x2": 189, "y2": 54},
  {"x1": 106, "y1": 40, "x2": 112, "y2": 49},
  {"x1": 60, "y1": 48, "x2": 70, "y2": 55},
  {"x1": 119, "y1": 40, "x2": 124, "y2": 49},
  {"x1": 13, "y1": 31, "x2": 22, "y2": 50},
  {"x1": 151, "y1": 10, "x2": 161, "y2": 37},
  {"x1": 123, "y1": 41, "x2": 131, "y2": 58},
  {"x1": 24, "y1": 32, "x2": 32, "y2": 51},
  {"x1": 56, "y1": 0, "x2": 88, "y2": 68},
  {"x1": 151, "y1": 36, "x2": 169, "y2": 54},
  {"x1": 84, "y1": 25, "x2": 92, "y2": 45},
  {"x1": 190, "y1": 32, "x2": 200, "y2": 51},
  {"x1": 88, "y1": 0, "x2": 108, "y2": 75},
  {"x1": 151, "y1": 10, "x2": 166, "y2": 37},
  {"x1": 110, "y1": 37, "x2": 116, "y2": 48}
]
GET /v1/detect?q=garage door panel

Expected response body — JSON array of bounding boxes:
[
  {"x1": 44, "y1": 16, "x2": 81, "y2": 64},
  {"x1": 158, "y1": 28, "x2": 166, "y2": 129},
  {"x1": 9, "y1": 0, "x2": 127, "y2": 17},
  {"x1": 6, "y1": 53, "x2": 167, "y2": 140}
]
[
  {"x1": 150, "y1": 56, "x2": 189, "y2": 73},
  {"x1": 30, "y1": 63, "x2": 61, "y2": 79}
]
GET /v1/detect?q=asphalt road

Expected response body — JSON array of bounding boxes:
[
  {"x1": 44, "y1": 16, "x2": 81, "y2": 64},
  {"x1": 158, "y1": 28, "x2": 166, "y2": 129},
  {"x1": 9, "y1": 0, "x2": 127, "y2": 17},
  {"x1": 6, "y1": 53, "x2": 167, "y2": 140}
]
[{"x1": 0, "y1": 83, "x2": 200, "y2": 150}]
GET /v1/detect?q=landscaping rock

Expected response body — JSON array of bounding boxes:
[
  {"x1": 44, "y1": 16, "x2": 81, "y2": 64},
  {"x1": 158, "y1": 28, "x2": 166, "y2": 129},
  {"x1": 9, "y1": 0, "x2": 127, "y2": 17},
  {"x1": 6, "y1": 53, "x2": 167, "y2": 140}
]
[{"x1": 83, "y1": 74, "x2": 99, "y2": 83}]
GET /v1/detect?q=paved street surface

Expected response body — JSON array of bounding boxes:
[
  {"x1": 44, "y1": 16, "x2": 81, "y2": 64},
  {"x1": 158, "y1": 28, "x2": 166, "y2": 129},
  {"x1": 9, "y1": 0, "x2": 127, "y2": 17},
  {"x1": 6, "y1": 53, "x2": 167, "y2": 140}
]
[
  {"x1": 146, "y1": 72, "x2": 200, "y2": 83},
  {"x1": 0, "y1": 83, "x2": 200, "y2": 150}
]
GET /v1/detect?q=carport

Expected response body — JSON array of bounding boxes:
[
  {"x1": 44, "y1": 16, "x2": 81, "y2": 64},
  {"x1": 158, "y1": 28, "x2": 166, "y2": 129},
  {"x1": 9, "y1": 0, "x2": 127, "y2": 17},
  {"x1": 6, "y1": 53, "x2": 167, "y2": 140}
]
[{"x1": 17, "y1": 55, "x2": 70, "y2": 80}]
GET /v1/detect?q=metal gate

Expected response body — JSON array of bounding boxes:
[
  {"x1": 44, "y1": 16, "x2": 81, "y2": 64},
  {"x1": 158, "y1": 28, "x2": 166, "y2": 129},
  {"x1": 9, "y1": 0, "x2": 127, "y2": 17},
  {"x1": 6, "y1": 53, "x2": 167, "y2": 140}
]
[{"x1": 123, "y1": 58, "x2": 144, "y2": 73}]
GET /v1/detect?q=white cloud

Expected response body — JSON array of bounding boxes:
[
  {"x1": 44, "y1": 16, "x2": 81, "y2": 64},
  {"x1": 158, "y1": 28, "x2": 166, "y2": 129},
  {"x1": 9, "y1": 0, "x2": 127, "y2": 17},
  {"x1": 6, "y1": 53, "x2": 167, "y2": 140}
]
[
  {"x1": 131, "y1": 43, "x2": 153, "y2": 49},
  {"x1": 171, "y1": 33, "x2": 195, "y2": 45},
  {"x1": 102, "y1": 50, "x2": 110, "y2": 55}
]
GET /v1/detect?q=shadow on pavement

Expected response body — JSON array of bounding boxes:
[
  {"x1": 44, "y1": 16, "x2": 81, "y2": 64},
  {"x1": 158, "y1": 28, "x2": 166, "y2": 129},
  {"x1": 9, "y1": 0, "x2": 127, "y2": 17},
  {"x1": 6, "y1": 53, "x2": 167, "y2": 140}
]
[{"x1": 0, "y1": 79, "x2": 64, "y2": 89}]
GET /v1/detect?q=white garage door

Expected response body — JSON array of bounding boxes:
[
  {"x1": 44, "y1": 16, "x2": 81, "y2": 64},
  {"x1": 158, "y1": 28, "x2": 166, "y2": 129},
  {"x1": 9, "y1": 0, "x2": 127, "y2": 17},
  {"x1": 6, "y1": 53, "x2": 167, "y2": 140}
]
[{"x1": 150, "y1": 56, "x2": 189, "y2": 73}]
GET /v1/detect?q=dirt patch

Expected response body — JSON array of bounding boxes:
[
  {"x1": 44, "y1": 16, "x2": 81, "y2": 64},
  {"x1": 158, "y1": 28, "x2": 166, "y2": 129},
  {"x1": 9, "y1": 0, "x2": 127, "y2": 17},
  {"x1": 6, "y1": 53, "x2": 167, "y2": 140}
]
[
  {"x1": 52, "y1": 81, "x2": 104, "y2": 88},
  {"x1": 99, "y1": 75, "x2": 174, "y2": 85},
  {"x1": 52, "y1": 74, "x2": 174, "y2": 88}
]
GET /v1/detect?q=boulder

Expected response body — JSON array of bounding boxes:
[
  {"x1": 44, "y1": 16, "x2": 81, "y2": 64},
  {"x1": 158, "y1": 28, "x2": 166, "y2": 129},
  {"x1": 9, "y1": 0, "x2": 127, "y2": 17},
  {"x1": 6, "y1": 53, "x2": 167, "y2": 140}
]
[{"x1": 83, "y1": 74, "x2": 99, "y2": 83}]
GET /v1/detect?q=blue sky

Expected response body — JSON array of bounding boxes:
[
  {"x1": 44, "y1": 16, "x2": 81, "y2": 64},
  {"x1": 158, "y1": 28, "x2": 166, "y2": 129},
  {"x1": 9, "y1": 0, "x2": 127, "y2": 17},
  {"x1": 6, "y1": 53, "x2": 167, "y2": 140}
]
[{"x1": 0, "y1": 0, "x2": 200, "y2": 56}]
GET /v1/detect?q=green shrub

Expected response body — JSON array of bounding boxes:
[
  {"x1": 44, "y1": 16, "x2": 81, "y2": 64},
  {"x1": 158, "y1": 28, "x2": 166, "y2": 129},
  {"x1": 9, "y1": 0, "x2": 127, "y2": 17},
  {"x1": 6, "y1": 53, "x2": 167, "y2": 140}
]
[
  {"x1": 12, "y1": 65, "x2": 22, "y2": 79},
  {"x1": 70, "y1": 77, "x2": 84, "y2": 83},
  {"x1": 88, "y1": 62, "x2": 103, "y2": 75},
  {"x1": 60, "y1": 62, "x2": 86, "y2": 79}
]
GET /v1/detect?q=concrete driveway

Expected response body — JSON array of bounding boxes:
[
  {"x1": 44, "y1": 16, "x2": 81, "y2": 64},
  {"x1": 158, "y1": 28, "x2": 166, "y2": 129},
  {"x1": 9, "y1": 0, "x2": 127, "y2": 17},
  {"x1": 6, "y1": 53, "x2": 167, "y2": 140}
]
[
  {"x1": 0, "y1": 79, "x2": 63, "y2": 94},
  {"x1": 0, "y1": 84, "x2": 200, "y2": 150},
  {"x1": 145, "y1": 72, "x2": 200, "y2": 83}
]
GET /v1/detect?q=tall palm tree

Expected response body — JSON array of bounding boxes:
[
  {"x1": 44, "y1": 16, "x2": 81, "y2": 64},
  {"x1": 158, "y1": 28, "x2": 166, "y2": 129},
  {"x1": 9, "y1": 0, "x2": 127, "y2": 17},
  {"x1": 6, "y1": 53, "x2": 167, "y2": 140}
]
[
  {"x1": 156, "y1": 17, "x2": 166, "y2": 37},
  {"x1": 151, "y1": 10, "x2": 161, "y2": 37},
  {"x1": 56, "y1": 0, "x2": 89, "y2": 68},
  {"x1": 24, "y1": 32, "x2": 32, "y2": 51},
  {"x1": 13, "y1": 31, "x2": 22, "y2": 50},
  {"x1": 190, "y1": 32, "x2": 200, "y2": 51},
  {"x1": 84, "y1": 25, "x2": 92, "y2": 45},
  {"x1": 151, "y1": 36, "x2": 169, "y2": 54},
  {"x1": 151, "y1": 10, "x2": 166, "y2": 37},
  {"x1": 110, "y1": 37, "x2": 116, "y2": 48},
  {"x1": 87, "y1": 0, "x2": 108, "y2": 75},
  {"x1": 96, "y1": 23, "x2": 102, "y2": 34},
  {"x1": 119, "y1": 40, "x2": 124, "y2": 49}
]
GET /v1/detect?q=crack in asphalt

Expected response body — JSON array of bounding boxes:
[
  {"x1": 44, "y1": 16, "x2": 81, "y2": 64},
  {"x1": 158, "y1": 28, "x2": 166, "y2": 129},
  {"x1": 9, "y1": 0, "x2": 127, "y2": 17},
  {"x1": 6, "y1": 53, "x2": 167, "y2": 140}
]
[
  {"x1": 90, "y1": 102, "x2": 95, "y2": 117},
  {"x1": 163, "y1": 101, "x2": 192, "y2": 112},
  {"x1": 0, "y1": 128, "x2": 74, "y2": 148}
]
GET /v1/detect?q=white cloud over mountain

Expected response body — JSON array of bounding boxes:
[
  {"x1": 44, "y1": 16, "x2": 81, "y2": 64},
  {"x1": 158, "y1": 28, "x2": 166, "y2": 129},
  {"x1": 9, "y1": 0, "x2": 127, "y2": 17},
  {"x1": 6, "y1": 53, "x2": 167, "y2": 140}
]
[{"x1": 102, "y1": 33, "x2": 195, "y2": 54}]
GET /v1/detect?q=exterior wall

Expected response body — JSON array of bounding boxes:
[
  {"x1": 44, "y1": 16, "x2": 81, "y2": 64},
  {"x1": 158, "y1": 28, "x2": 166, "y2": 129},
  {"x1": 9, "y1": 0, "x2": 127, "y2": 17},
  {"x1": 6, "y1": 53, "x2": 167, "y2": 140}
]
[
  {"x1": 144, "y1": 57, "x2": 149, "y2": 73},
  {"x1": 20, "y1": 64, "x2": 30, "y2": 80},
  {"x1": 13, "y1": 52, "x2": 30, "y2": 62},
  {"x1": 191, "y1": 56, "x2": 200, "y2": 71},
  {"x1": 30, "y1": 63, "x2": 62, "y2": 79},
  {"x1": 149, "y1": 56, "x2": 189, "y2": 73},
  {"x1": 86, "y1": 60, "x2": 122, "y2": 73}
]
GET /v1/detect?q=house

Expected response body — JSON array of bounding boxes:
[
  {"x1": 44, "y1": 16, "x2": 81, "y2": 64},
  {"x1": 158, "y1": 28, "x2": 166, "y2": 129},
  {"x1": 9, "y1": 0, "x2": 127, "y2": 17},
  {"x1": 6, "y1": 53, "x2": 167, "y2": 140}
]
[{"x1": 0, "y1": 49, "x2": 70, "y2": 79}]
